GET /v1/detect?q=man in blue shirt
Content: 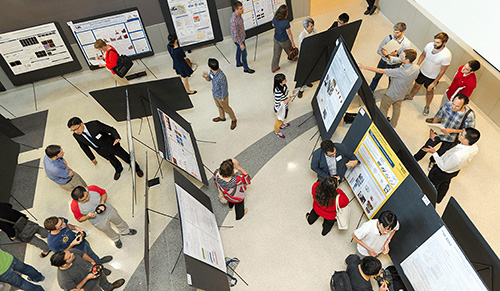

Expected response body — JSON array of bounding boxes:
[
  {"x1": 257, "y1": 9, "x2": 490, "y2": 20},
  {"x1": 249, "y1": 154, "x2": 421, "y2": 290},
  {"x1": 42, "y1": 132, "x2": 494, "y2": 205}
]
[
  {"x1": 202, "y1": 58, "x2": 237, "y2": 130},
  {"x1": 43, "y1": 145, "x2": 87, "y2": 192}
]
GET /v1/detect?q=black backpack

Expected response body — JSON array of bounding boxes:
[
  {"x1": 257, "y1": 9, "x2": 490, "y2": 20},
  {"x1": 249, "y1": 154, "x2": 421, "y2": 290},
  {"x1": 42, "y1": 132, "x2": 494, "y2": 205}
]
[{"x1": 330, "y1": 271, "x2": 353, "y2": 291}]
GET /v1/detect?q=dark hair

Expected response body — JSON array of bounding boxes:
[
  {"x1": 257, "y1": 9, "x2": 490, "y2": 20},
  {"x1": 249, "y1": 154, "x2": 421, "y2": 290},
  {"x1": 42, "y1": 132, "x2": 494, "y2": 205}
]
[
  {"x1": 338, "y1": 13, "x2": 349, "y2": 23},
  {"x1": 360, "y1": 256, "x2": 382, "y2": 276},
  {"x1": 45, "y1": 145, "x2": 61, "y2": 158},
  {"x1": 464, "y1": 127, "x2": 480, "y2": 145},
  {"x1": 315, "y1": 176, "x2": 339, "y2": 207},
  {"x1": 320, "y1": 140, "x2": 335, "y2": 154},
  {"x1": 44, "y1": 216, "x2": 59, "y2": 231},
  {"x1": 167, "y1": 33, "x2": 177, "y2": 48},
  {"x1": 71, "y1": 186, "x2": 86, "y2": 201},
  {"x1": 208, "y1": 58, "x2": 219, "y2": 71},
  {"x1": 219, "y1": 159, "x2": 234, "y2": 178},
  {"x1": 455, "y1": 93, "x2": 470, "y2": 105},
  {"x1": 67, "y1": 117, "x2": 82, "y2": 128},
  {"x1": 274, "y1": 4, "x2": 288, "y2": 21},
  {"x1": 232, "y1": 0, "x2": 242, "y2": 11},
  {"x1": 468, "y1": 60, "x2": 481, "y2": 72},
  {"x1": 403, "y1": 49, "x2": 417, "y2": 63},
  {"x1": 434, "y1": 32, "x2": 449, "y2": 43},
  {"x1": 50, "y1": 251, "x2": 67, "y2": 267},
  {"x1": 378, "y1": 210, "x2": 398, "y2": 230},
  {"x1": 273, "y1": 73, "x2": 286, "y2": 94}
]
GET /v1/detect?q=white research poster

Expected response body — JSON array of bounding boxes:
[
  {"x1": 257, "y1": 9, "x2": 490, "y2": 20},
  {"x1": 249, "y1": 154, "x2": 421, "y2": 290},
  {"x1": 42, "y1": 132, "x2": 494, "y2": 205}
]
[
  {"x1": 68, "y1": 10, "x2": 151, "y2": 66},
  {"x1": 316, "y1": 41, "x2": 359, "y2": 131},
  {"x1": 0, "y1": 23, "x2": 73, "y2": 75},
  {"x1": 168, "y1": 0, "x2": 215, "y2": 46},
  {"x1": 239, "y1": 0, "x2": 286, "y2": 30},
  {"x1": 175, "y1": 184, "x2": 226, "y2": 273},
  {"x1": 401, "y1": 226, "x2": 488, "y2": 291}
]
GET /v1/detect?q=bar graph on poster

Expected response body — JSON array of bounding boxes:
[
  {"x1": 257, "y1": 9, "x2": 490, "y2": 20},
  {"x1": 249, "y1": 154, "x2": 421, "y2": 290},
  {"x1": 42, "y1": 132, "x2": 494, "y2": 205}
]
[{"x1": 345, "y1": 115, "x2": 408, "y2": 218}]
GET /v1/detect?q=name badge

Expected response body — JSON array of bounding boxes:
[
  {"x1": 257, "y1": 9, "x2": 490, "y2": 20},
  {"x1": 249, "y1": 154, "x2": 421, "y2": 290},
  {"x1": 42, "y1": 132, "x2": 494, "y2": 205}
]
[
  {"x1": 95, "y1": 133, "x2": 102, "y2": 139},
  {"x1": 336, "y1": 155, "x2": 342, "y2": 162}
]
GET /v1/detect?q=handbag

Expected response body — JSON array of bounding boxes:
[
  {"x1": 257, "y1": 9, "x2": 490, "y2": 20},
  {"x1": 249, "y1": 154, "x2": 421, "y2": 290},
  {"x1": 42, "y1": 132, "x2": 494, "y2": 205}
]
[
  {"x1": 287, "y1": 47, "x2": 299, "y2": 61},
  {"x1": 336, "y1": 194, "x2": 350, "y2": 230},
  {"x1": 452, "y1": 108, "x2": 473, "y2": 147},
  {"x1": 276, "y1": 101, "x2": 286, "y2": 121},
  {"x1": 108, "y1": 49, "x2": 133, "y2": 78}
]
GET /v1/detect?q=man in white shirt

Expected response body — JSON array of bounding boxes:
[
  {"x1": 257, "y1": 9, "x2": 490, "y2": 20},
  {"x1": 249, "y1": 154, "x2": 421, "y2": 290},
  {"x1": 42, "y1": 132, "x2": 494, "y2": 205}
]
[
  {"x1": 352, "y1": 210, "x2": 399, "y2": 257},
  {"x1": 423, "y1": 127, "x2": 480, "y2": 203},
  {"x1": 406, "y1": 32, "x2": 452, "y2": 116},
  {"x1": 297, "y1": 17, "x2": 317, "y2": 98}
]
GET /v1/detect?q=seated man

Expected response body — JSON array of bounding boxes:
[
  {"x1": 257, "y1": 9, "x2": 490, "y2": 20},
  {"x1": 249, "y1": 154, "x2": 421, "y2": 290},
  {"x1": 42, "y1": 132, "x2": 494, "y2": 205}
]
[
  {"x1": 329, "y1": 12, "x2": 349, "y2": 29},
  {"x1": 345, "y1": 254, "x2": 388, "y2": 291},
  {"x1": 311, "y1": 140, "x2": 358, "y2": 181},
  {"x1": 352, "y1": 210, "x2": 399, "y2": 257},
  {"x1": 44, "y1": 216, "x2": 112, "y2": 264},
  {"x1": 50, "y1": 249, "x2": 124, "y2": 291},
  {"x1": 44, "y1": 145, "x2": 87, "y2": 191}
]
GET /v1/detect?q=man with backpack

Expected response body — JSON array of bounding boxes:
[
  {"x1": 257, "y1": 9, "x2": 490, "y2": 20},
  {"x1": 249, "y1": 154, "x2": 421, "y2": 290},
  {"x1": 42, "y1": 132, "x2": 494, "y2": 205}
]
[{"x1": 331, "y1": 255, "x2": 388, "y2": 291}]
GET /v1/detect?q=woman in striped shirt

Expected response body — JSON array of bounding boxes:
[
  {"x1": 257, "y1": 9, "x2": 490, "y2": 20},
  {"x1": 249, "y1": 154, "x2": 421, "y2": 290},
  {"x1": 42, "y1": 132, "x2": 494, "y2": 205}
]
[{"x1": 274, "y1": 73, "x2": 291, "y2": 139}]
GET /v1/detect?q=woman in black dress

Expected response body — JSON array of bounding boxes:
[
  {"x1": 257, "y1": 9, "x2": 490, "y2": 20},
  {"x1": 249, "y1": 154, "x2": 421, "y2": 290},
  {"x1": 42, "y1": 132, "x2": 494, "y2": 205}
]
[{"x1": 167, "y1": 33, "x2": 196, "y2": 95}]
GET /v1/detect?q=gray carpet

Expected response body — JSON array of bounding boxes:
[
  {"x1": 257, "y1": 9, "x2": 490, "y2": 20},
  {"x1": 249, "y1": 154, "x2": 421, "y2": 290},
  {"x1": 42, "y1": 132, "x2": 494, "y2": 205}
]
[
  {"x1": 11, "y1": 110, "x2": 48, "y2": 153},
  {"x1": 124, "y1": 111, "x2": 318, "y2": 290},
  {"x1": 10, "y1": 159, "x2": 41, "y2": 210}
]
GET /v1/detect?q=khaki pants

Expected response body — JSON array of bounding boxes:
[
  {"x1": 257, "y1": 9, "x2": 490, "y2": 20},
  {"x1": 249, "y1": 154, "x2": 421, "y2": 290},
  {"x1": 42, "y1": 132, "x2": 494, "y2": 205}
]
[
  {"x1": 272, "y1": 39, "x2": 292, "y2": 72},
  {"x1": 379, "y1": 94, "x2": 403, "y2": 127},
  {"x1": 213, "y1": 96, "x2": 236, "y2": 121},
  {"x1": 112, "y1": 73, "x2": 129, "y2": 86},
  {"x1": 59, "y1": 172, "x2": 87, "y2": 192},
  {"x1": 93, "y1": 207, "x2": 129, "y2": 242}
]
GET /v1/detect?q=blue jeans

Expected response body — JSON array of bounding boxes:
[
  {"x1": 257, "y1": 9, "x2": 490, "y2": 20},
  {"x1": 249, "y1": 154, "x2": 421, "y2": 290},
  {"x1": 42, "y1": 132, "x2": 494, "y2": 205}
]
[
  {"x1": 234, "y1": 41, "x2": 249, "y2": 70},
  {"x1": 0, "y1": 256, "x2": 44, "y2": 291},
  {"x1": 81, "y1": 239, "x2": 100, "y2": 263},
  {"x1": 369, "y1": 59, "x2": 401, "y2": 92}
]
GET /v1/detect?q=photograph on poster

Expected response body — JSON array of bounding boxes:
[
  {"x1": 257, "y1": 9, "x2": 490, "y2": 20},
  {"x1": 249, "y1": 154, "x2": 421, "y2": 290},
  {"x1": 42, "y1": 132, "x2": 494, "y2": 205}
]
[
  {"x1": 168, "y1": 0, "x2": 215, "y2": 46},
  {"x1": 175, "y1": 184, "x2": 226, "y2": 273},
  {"x1": 239, "y1": 0, "x2": 286, "y2": 30},
  {"x1": 0, "y1": 23, "x2": 73, "y2": 75},
  {"x1": 157, "y1": 108, "x2": 202, "y2": 181},
  {"x1": 346, "y1": 121, "x2": 408, "y2": 218},
  {"x1": 68, "y1": 9, "x2": 152, "y2": 67}
]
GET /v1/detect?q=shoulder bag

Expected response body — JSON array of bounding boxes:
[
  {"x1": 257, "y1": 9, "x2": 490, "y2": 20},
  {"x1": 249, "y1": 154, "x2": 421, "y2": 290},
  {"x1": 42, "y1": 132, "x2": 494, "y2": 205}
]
[{"x1": 336, "y1": 194, "x2": 350, "y2": 230}]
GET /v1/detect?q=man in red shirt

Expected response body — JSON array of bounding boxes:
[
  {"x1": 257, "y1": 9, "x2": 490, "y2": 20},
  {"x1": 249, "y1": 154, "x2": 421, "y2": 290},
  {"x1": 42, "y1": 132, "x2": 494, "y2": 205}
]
[{"x1": 94, "y1": 39, "x2": 129, "y2": 86}]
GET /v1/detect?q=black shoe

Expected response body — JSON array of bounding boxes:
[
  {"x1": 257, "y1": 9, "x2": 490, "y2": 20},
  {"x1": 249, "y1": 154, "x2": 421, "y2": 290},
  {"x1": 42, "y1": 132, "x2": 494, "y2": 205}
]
[
  {"x1": 236, "y1": 64, "x2": 243, "y2": 67},
  {"x1": 244, "y1": 69, "x2": 255, "y2": 74},
  {"x1": 107, "y1": 279, "x2": 125, "y2": 291},
  {"x1": 115, "y1": 239, "x2": 122, "y2": 249},
  {"x1": 369, "y1": 5, "x2": 377, "y2": 15},
  {"x1": 298, "y1": 91, "x2": 303, "y2": 98},
  {"x1": 306, "y1": 83, "x2": 313, "y2": 87},
  {"x1": 187, "y1": 90, "x2": 197, "y2": 95},
  {"x1": 136, "y1": 168, "x2": 144, "y2": 178},
  {"x1": 113, "y1": 172, "x2": 121, "y2": 180},
  {"x1": 387, "y1": 117, "x2": 391, "y2": 122},
  {"x1": 103, "y1": 268, "x2": 112, "y2": 276},
  {"x1": 100, "y1": 256, "x2": 113, "y2": 264},
  {"x1": 123, "y1": 229, "x2": 137, "y2": 236},
  {"x1": 364, "y1": 8, "x2": 371, "y2": 15}
]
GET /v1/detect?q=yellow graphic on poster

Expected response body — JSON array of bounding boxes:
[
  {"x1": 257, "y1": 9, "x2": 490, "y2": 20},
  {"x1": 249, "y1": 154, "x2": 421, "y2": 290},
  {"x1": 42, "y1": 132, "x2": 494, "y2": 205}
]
[{"x1": 345, "y1": 122, "x2": 408, "y2": 218}]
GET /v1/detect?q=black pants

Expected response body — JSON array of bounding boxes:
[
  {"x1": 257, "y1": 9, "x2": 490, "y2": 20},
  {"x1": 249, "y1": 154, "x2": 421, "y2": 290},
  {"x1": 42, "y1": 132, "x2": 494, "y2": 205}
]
[
  {"x1": 229, "y1": 200, "x2": 245, "y2": 220},
  {"x1": 428, "y1": 165, "x2": 459, "y2": 203},
  {"x1": 366, "y1": 0, "x2": 375, "y2": 8},
  {"x1": 414, "y1": 137, "x2": 454, "y2": 161},
  {"x1": 97, "y1": 143, "x2": 141, "y2": 173},
  {"x1": 307, "y1": 209, "x2": 336, "y2": 236}
]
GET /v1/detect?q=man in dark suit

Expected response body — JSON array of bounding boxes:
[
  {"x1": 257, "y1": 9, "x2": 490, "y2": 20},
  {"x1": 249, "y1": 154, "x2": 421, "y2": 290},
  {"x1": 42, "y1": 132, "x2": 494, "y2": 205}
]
[
  {"x1": 67, "y1": 117, "x2": 143, "y2": 180},
  {"x1": 311, "y1": 140, "x2": 358, "y2": 181}
]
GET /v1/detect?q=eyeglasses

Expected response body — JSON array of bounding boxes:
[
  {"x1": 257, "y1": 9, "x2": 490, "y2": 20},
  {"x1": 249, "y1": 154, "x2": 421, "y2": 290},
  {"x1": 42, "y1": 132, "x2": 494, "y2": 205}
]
[{"x1": 70, "y1": 123, "x2": 82, "y2": 132}]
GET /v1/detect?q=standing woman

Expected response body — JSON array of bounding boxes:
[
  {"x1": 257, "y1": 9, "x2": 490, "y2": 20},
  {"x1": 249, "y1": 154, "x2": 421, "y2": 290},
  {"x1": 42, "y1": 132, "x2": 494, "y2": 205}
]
[
  {"x1": 167, "y1": 33, "x2": 197, "y2": 95},
  {"x1": 214, "y1": 159, "x2": 251, "y2": 220},
  {"x1": 306, "y1": 176, "x2": 349, "y2": 236},
  {"x1": 273, "y1": 73, "x2": 291, "y2": 139},
  {"x1": 271, "y1": 4, "x2": 296, "y2": 73}
]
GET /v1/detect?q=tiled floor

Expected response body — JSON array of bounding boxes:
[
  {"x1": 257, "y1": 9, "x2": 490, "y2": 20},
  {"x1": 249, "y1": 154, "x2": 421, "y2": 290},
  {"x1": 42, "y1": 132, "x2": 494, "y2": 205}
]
[{"x1": 1, "y1": 1, "x2": 499, "y2": 290}]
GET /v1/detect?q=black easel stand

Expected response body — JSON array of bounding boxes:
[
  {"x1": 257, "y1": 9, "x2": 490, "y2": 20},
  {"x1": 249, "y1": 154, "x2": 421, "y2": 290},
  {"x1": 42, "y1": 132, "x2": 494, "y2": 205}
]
[
  {"x1": 298, "y1": 113, "x2": 315, "y2": 128},
  {"x1": 226, "y1": 263, "x2": 249, "y2": 286},
  {"x1": 350, "y1": 212, "x2": 365, "y2": 243},
  {"x1": 309, "y1": 132, "x2": 322, "y2": 160},
  {"x1": 17, "y1": 164, "x2": 43, "y2": 170},
  {"x1": 61, "y1": 75, "x2": 89, "y2": 97},
  {"x1": 139, "y1": 59, "x2": 158, "y2": 79},
  {"x1": 214, "y1": 44, "x2": 230, "y2": 64},
  {"x1": 11, "y1": 195, "x2": 37, "y2": 221}
]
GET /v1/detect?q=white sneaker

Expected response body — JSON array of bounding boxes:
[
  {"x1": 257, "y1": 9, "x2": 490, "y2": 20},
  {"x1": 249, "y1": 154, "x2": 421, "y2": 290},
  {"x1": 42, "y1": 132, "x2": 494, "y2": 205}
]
[{"x1": 422, "y1": 106, "x2": 430, "y2": 116}]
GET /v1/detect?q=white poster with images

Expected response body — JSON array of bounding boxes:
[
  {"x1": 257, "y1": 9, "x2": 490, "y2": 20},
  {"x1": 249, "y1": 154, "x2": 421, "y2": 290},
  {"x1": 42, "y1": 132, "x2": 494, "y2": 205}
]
[
  {"x1": 168, "y1": 0, "x2": 215, "y2": 46},
  {"x1": 239, "y1": 0, "x2": 285, "y2": 30}
]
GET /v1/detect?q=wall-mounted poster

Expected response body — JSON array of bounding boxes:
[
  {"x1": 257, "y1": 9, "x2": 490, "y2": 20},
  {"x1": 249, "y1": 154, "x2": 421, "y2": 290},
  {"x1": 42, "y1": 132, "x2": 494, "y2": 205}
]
[{"x1": 239, "y1": 0, "x2": 285, "y2": 30}]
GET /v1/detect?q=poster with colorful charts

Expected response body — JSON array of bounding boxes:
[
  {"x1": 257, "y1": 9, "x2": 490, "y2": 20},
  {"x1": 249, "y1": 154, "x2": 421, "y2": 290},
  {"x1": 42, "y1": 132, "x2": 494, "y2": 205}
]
[
  {"x1": 157, "y1": 108, "x2": 202, "y2": 182},
  {"x1": 175, "y1": 184, "x2": 226, "y2": 273},
  {"x1": 67, "y1": 8, "x2": 153, "y2": 69},
  {"x1": 239, "y1": 0, "x2": 286, "y2": 30},
  {"x1": 345, "y1": 115, "x2": 409, "y2": 218},
  {"x1": 167, "y1": 0, "x2": 215, "y2": 46}
]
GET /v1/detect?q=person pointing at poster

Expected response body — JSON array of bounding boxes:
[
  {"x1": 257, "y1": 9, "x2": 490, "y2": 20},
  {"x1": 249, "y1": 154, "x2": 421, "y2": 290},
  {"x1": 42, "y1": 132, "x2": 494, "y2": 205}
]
[
  {"x1": 230, "y1": 1, "x2": 255, "y2": 74},
  {"x1": 94, "y1": 39, "x2": 129, "y2": 86}
]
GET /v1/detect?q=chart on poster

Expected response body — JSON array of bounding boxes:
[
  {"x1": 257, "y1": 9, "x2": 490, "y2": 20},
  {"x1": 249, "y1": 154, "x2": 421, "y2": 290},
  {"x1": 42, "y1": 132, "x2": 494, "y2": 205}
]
[
  {"x1": 0, "y1": 23, "x2": 73, "y2": 75},
  {"x1": 167, "y1": 0, "x2": 215, "y2": 46},
  {"x1": 176, "y1": 184, "x2": 226, "y2": 273},
  {"x1": 68, "y1": 9, "x2": 152, "y2": 67},
  {"x1": 157, "y1": 108, "x2": 202, "y2": 181},
  {"x1": 239, "y1": 0, "x2": 286, "y2": 30},
  {"x1": 345, "y1": 118, "x2": 408, "y2": 218}
]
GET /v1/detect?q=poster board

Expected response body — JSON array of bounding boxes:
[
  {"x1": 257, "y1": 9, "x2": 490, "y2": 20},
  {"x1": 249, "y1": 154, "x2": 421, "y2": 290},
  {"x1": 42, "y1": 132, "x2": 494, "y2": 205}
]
[
  {"x1": 149, "y1": 89, "x2": 208, "y2": 185},
  {"x1": 159, "y1": 0, "x2": 223, "y2": 51},
  {"x1": 345, "y1": 109, "x2": 409, "y2": 218},
  {"x1": 174, "y1": 169, "x2": 230, "y2": 291},
  {"x1": 68, "y1": 8, "x2": 154, "y2": 70},
  {"x1": 311, "y1": 36, "x2": 362, "y2": 140},
  {"x1": 0, "y1": 22, "x2": 81, "y2": 86}
]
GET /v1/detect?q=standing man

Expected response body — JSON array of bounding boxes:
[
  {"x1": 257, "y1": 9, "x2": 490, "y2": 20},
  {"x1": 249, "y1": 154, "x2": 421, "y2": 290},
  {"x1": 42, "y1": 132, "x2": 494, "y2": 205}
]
[
  {"x1": 311, "y1": 140, "x2": 359, "y2": 181},
  {"x1": 423, "y1": 127, "x2": 480, "y2": 203},
  {"x1": 406, "y1": 32, "x2": 452, "y2": 116},
  {"x1": 359, "y1": 49, "x2": 420, "y2": 127},
  {"x1": 67, "y1": 117, "x2": 143, "y2": 181},
  {"x1": 369, "y1": 22, "x2": 412, "y2": 92},
  {"x1": 230, "y1": 1, "x2": 255, "y2": 74},
  {"x1": 296, "y1": 17, "x2": 317, "y2": 98},
  {"x1": 414, "y1": 94, "x2": 475, "y2": 162},
  {"x1": 328, "y1": 13, "x2": 349, "y2": 29},
  {"x1": 0, "y1": 248, "x2": 45, "y2": 291},
  {"x1": 44, "y1": 145, "x2": 87, "y2": 191},
  {"x1": 94, "y1": 39, "x2": 129, "y2": 86},
  {"x1": 436, "y1": 60, "x2": 480, "y2": 109},
  {"x1": 202, "y1": 58, "x2": 237, "y2": 130},
  {"x1": 70, "y1": 186, "x2": 136, "y2": 249}
]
